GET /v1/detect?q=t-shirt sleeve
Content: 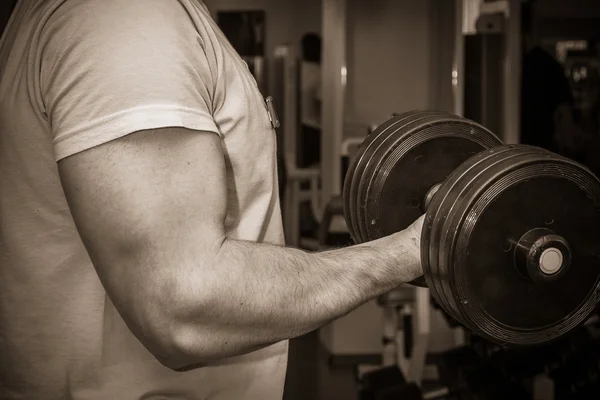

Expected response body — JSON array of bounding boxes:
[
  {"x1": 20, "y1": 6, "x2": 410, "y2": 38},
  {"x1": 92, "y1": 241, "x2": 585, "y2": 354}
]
[{"x1": 39, "y1": 0, "x2": 220, "y2": 162}]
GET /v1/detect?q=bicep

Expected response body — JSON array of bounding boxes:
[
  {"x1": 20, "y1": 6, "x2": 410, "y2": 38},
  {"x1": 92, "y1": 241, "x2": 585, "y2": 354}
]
[{"x1": 58, "y1": 127, "x2": 227, "y2": 302}]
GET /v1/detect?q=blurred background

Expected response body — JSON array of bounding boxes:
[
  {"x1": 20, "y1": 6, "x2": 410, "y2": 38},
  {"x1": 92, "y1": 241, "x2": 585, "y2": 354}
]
[
  {"x1": 203, "y1": 0, "x2": 600, "y2": 399},
  {"x1": 201, "y1": 0, "x2": 600, "y2": 399}
]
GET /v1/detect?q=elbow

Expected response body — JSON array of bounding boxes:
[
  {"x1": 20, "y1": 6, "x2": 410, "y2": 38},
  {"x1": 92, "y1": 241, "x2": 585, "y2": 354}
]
[
  {"x1": 151, "y1": 324, "x2": 193, "y2": 370},
  {"x1": 135, "y1": 283, "x2": 219, "y2": 370},
  {"x1": 157, "y1": 323, "x2": 212, "y2": 370},
  {"x1": 121, "y1": 255, "x2": 231, "y2": 370},
  {"x1": 130, "y1": 309, "x2": 196, "y2": 371},
  {"x1": 139, "y1": 314, "x2": 210, "y2": 371},
  {"x1": 149, "y1": 321, "x2": 223, "y2": 371}
]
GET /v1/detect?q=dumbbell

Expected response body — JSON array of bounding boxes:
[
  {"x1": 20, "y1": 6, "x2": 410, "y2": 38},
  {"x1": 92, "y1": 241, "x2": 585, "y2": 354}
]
[{"x1": 342, "y1": 110, "x2": 600, "y2": 347}]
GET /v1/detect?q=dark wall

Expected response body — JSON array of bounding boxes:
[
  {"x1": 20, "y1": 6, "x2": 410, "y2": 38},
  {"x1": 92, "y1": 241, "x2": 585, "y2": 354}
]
[{"x1": 0, "y1": 0, "x2": 18, "y2": 36}]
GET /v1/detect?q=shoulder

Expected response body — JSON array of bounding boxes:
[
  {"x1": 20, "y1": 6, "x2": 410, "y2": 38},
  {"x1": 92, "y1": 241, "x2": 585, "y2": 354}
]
[
  {"x1": 41, "y1": 0, "x2": 206, "y2": 45},
  {"x1": 39, "y1": 0, "x2": 214, "y2": 80}
]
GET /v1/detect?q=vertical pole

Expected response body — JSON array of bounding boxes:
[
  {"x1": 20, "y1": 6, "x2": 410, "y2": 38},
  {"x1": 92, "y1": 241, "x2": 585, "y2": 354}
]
[
  {"x1": 504, "y1": 0, "x2": 521, "y2": 144},
  {"x1": 452, "y1": 0, "x2": 466, "y2": 347},
  {"x1": 274, "y1": 45, "x2": 300, "y2": 246},
  {"x1": 282, "y1": 46, "x2": 298, "y2": 178},
  {"x1": 452, "y1": 0, "x2": 465, "y2": 117},
  {"x1": 318, "y1": 0, "x2": 347, "y2": 353},
  {"x1": 321, "y1": 0, "x2": 347, "y2": 206},
  {"x1": 408, "y1": 287, "x2": 431, "y2": 385},
  {"x1": 382, "y1": 306, "x2": 398, "y2": 367}
]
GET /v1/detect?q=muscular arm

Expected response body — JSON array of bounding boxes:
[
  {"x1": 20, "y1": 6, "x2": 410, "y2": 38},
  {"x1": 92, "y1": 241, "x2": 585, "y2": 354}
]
[{"x1": 58, "y1": 127, "x2": 422, "y2": 369}]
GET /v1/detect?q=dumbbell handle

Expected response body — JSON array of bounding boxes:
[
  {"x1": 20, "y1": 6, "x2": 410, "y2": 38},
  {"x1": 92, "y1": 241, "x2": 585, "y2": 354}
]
[{"x1": 421, "y1": 183, "x2": 442, "y2": 213}]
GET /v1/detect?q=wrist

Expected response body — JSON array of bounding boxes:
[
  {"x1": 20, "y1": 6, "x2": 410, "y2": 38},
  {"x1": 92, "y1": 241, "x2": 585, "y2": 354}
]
[{"x1": 375, "y1": 229, "x2": 423, "y2": 284}]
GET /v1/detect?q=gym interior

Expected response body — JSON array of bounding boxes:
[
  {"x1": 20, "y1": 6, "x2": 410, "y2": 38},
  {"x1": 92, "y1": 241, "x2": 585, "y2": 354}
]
[
  {"x1": 2, "y1": 0, "x2": 599, "y2": 398},
  {"x1": 206, "y1": 0, "x2": 600, "y2": 399}
]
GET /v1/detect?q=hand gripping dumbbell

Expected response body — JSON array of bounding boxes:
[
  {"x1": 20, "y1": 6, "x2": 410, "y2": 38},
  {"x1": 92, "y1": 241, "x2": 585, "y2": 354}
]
[{"x1": 342, "y1": 110, "x2": 600, "y2": 347}]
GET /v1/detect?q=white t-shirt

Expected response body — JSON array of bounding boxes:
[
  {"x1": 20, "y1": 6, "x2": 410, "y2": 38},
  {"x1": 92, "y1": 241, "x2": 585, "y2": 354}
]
[{"x1": 0, "y1": 0, "x2": 288, "y2": 398}]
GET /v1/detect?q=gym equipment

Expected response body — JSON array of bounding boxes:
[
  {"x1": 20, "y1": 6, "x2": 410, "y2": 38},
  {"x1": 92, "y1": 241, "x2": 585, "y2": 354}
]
[
  {"x1": 389, "y1": 380, "x2": 530, "y2": 400},
  {"x1": 358, "y1": 315, "x2": 600, "y2": 400},
  {"x1": 549, "y1": 322, "x2": 600, "y2": 399},
  {"x1": 359, "y1": 360, "x2": 530, "y2": 400},
  {"x1": 434, "y1": 345, "x2": 482, "y2": 386},
  {"x1": 372, "y1": 285, "x2": 431, "y2": 384},
  {"x1": 343, "y1": 110, "x2": 503, "y2": 286},
  {"x1": 357, "y1": 365, "x2": 406, "y2": 400},
  {"x1": 343, "y1": 110, "x2": 600, "y2": 346}
]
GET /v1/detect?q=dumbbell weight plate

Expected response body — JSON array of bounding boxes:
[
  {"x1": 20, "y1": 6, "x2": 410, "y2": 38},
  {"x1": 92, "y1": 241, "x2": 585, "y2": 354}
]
[
  {"x1": 357, "y1": 112, "x2": 501, "y2": 287},
  {"x1": 353, "y1": 111, "x2": 453, "y2": 244},
  {"x1": 344, "y1": 111, "x2": 455, "y2": 287},
  {"x1": 344, "y1": 110, "x2": 421, "y2": 243},
  {"x1": 421, "y1": 146, "x2": 538, "y2": 322},
  {"x1": 343, "y1": 115, "x2": 389, "y2": 243},
  {"x1": 429, "y1": 146, "x2": 551, "y2": 326},
  {"x1": 435, "y1": 145, "x2": 600, "y2": 346},
  {"x1": 354, "y1": 112, "x2": 466, "y2": 288},
  {"x1": 424, "y1": 146, "x2": 553, "y2": 323},
  {"x1": 342, "y1": 113, "x2": 410, "y2": 243},
  {"x1": 344, "y1": 110, "x2": 447, "y2": 243}
]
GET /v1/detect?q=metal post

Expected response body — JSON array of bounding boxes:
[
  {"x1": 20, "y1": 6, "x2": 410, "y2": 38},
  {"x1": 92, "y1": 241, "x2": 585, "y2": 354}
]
[
  {"x1": 504, "y1": 0, "x2": 521, "y2": 144},
  {"x1": 453, "y1": 0, "x2": 466, "y2": 117},
  {"x1": 274, "y1": 45, "x2": 300, "y2": 246},
  {"x1": 321, "y1": 0, "x2": 347, "y2": 205},
  {"x1": 408, "y1": 287, "x2": 431, "y2": 385},
  {"x1": 452, "y1": 0, "x2": 467, "y2": 347},
  {"x1": 276, "y1": 46, "x2": 298, "y2": 175},
  {"x1": 318, "y1": 0, "x2": 347, "y2": 352}
]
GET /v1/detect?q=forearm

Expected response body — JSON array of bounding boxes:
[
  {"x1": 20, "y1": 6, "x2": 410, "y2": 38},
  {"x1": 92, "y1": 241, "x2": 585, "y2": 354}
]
[{"x1": 165, "y1": 234, "x2": 418, "y2": 366}]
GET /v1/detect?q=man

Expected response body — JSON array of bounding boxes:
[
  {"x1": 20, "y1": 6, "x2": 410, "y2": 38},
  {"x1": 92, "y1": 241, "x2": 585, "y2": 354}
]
[{"x1": 0, "y1": 0, "x2": 424, "y2": 399}]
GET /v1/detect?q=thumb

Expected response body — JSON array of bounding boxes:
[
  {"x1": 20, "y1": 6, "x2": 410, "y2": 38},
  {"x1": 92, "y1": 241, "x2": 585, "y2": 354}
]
[{"x1": 406, "y1": 214, "x2": 426, "y2": 242}]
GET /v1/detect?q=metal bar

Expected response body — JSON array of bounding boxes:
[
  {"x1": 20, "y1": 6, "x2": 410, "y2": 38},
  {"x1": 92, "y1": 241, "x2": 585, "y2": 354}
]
[
  {"x1": 274, "y1": 45, "x2": 298, "y2": 245},
  {"x1": 452, "y1": 0, "x2": 467, "y2": 348},
  {"x1": 503, "y1": 0, "x2": 521, "y2": 144},
  {"x1": 321, "y1": 0, "x2": 347, "y2": 204},
  {"x1": 279, "y1": 45, "x2": 298, "y2": 167},
  {"x1": 382, "y1": 306, "x2": 398, "y2": 367},
  {"x1": 408, "y1": 287, "x2": 431, "y2": 385},
  {"x1": 317, "y1": 0, "x2": 347, "y2": 353},
  {"x1": 453, "y1": 0, "x2": 466, "y2": 117}
]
